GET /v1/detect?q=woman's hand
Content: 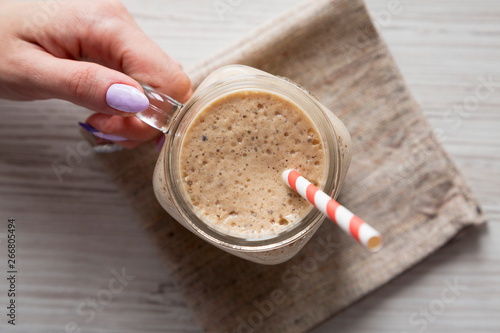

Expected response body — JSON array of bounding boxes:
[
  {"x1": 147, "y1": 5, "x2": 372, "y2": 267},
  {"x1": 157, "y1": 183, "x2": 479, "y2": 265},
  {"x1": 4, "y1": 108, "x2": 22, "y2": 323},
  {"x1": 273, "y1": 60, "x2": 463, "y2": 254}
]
[{"x1": 0, "y1": 0, "x2": 192, "y2": 148}]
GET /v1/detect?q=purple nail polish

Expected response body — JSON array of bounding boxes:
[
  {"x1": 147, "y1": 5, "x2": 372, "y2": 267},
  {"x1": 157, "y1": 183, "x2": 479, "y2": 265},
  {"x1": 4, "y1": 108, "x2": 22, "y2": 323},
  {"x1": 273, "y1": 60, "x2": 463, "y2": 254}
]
[
  {"x1": 78, "y1": 122, "x2": 97, "y2": 134},
  {"x1": 106, "y1": 84, "x2": 149, "y2": 113},
  {"x1": 92, "y1": 132, "x2": 129, "y2": 142},
  {"x1": 78, "y1": 122, "x2": 128, "y2": 142}
]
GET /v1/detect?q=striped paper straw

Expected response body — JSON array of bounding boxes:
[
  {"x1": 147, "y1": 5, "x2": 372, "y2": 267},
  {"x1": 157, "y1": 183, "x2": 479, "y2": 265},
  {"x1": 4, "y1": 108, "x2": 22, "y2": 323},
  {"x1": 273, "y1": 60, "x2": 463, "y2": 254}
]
[{"x1": 282, "y1": 169, "x2": 383, "y2": 252}]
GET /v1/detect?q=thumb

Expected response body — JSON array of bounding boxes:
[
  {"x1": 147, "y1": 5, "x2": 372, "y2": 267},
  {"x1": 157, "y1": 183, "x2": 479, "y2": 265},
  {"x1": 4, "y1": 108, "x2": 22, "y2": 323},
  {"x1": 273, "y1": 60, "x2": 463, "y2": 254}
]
[{"x1": 28, "y1": 50, "x2": 149, "y2": 115}]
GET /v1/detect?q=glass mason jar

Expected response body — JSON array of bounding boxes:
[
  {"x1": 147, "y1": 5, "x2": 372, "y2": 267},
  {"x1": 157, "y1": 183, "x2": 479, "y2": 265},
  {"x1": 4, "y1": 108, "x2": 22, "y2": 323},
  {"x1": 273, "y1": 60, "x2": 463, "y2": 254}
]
[{"x1": 136, "y1": 65, "x2": 352, "y2": 265}]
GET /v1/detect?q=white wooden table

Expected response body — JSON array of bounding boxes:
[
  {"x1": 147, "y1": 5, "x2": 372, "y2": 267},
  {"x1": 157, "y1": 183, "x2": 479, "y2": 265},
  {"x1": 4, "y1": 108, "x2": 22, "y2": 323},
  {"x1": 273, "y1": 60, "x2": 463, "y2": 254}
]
[{"x1": 0, "y1": 1, "x2": 499, "y2": 332}]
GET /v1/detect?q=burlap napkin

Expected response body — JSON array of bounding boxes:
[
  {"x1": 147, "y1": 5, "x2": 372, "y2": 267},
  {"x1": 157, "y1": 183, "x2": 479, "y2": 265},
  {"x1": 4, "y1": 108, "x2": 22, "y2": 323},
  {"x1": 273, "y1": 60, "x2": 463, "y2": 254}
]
[{"x1": 95, "y1": 0, "x2": 485, "y2": 331}]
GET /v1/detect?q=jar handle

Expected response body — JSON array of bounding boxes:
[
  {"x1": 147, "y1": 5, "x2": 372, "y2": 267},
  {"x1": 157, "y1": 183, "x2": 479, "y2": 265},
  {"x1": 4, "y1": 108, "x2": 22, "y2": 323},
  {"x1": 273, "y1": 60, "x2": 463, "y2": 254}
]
[{"x1": 135, "y1": 84, "x2": 184, "y2": 134}]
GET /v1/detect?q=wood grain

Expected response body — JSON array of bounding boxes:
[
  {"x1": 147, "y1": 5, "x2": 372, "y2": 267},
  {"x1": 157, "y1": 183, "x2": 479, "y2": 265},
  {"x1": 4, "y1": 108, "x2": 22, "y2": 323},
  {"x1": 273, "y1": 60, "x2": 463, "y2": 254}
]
[{"x1": 0, "y1": 0, "x2": 498, "y2": 332}]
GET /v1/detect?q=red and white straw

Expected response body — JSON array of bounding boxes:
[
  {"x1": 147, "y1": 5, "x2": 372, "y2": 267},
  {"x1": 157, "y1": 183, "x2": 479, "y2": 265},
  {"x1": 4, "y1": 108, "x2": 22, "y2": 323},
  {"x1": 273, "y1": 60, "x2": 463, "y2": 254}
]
[{"x1": 282, "y1": 169, "x2": 383, "y2": 252}]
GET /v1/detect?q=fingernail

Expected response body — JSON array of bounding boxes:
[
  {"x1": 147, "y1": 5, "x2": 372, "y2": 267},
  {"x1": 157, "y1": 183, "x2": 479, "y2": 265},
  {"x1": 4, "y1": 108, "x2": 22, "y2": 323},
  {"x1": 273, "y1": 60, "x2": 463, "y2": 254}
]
[
  {"x1": 93, "y1": 144, "x2": 124, "y2": 154},
  {"x1": 78, "y1": 122, "x2": 128, "y2": 142},
  {"x1": 106, "y1": 84, "x2": 149, "y2": 113},
  {"x1": 155, "y1": 135, "x2": 166, "y2": 152}
]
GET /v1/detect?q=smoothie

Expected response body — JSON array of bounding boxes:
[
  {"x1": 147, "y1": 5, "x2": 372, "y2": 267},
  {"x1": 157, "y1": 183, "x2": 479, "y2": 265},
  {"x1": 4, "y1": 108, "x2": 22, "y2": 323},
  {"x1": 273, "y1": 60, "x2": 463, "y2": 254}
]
[{"x1": 179, "y1": 89, "x2": 326, "y2": 238}]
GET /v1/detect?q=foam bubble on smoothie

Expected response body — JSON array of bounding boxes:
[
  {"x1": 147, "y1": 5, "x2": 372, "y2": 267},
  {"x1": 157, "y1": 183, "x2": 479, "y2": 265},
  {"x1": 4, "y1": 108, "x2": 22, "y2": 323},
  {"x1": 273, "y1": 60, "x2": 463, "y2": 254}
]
[{"x1": 180, "y1": 89, "x2": 325, "y2": 238}]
